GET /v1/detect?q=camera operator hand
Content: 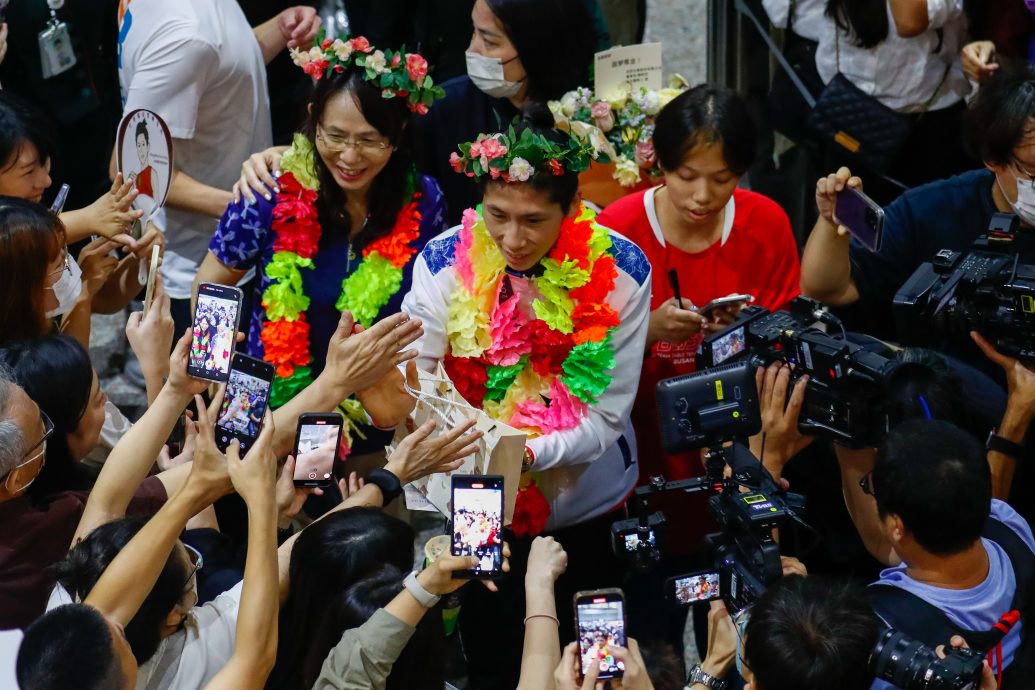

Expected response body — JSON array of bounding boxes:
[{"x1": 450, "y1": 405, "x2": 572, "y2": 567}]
[
  {"x1": 936, "y1": 636, "x2": 997, "y2": 690},
  {"x1": 699, "y1": 600, "x2": 737, "y2": 682},
  {"x1": 750, "y1": 363, "x2": 812, "y2": 485},
  {"x1": 971, "y1": 331, "x2": 1035, "y2": 499},
  {"x1": 801, "y1": 167, "x2": 863, "y2": 306},
  {"x1": 647, "y1": 297, "x2": 707, "y2": 347}
]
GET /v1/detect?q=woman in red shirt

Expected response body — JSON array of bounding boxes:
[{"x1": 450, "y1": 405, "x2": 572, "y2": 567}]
[{"x1": 598, "y1": 84, "x2": 800, "y2": 549}]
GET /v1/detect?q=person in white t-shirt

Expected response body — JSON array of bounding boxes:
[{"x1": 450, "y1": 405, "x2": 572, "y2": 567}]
[{"x1": 115, "y1": 0, "x2": 320, "y2": 332}]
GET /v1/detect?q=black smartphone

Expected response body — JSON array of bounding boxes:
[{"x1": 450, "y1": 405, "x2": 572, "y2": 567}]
[
  {"x1": 574, "y1": 588, "x2": 627, "y2": 680},
  {"x1": 292, "y1": 413, "x2": 343, "y2": 487},
  {"x1": 189, "y1": 283, "x2": 243, "y2": 382},
  {"x1": 835, "y1": 187, "x2": 885, "y2": 252},
  {"x1": 450, "y1": 474, "x2": 504, "y2": 579},
  {"x1": 215, "y1": 353, "x2": 274, "y2": 454},
  {"x1": 668, "y1": 570, "x2": 722, "y2": 606}
]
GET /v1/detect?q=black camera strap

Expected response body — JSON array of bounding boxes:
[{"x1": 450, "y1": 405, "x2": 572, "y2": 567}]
[{"x1": 867, "y1": 518, "x2": 1035, "y2": 687}]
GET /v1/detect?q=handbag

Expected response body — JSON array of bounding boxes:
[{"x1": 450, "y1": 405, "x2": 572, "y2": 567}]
[{"x1": 806, "y1": 30, "x2": 950, "y2": 175}]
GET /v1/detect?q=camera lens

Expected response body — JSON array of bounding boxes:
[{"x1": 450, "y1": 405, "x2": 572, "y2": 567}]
[{"x1": 869, "y1": 629, "x2": 979, "y2": 690}]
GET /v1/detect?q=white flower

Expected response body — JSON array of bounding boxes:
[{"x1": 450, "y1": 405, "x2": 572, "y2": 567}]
[
  {"x1": 547, "y1": 100, "x2": 568, "y2": 125},
  {"x1": 508, "y1": 157, "x2": 534, "y2": 182},
  {"x1": 604, "y1": 82, "x2": 632, "y2": 110},
  {"x1": 307, "y1": 46, "x2": 324, "y2": 62},
  {"x1": 289, "y1": 47, "x2": 309, "y2": 66},
  {"x1": 635, "y1": 90, "x2": 662, "y2": 116},
  {"x1": 560, "y1": 91, "x2": 579, "y2": 117},
  {"x1": 569, "y1": 121, "x2": 617, "y2": 161},
  {"x1": 657, "y1": 87, "x2": 686, "y2": 109},
  {"x1": 332, "y1": 39, "x2": 353, "y2": 62},
  {"x1": 366, "y1": 50, "x2": 388, "y2": 73},
  {"x1": 613, "y1": 155, "x2": 641, "y2": 187}
]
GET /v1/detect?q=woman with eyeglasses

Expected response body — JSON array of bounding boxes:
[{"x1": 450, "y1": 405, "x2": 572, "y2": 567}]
[{"x1": 194, "y1": 37, "x2": 447, "y2": 471}]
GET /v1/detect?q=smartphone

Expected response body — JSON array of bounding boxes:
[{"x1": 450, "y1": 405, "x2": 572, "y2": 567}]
[
  {"x1": 696, "y1": 293, "x2": 755, "y2": 317},
  {"x1": 574, "y1": 588, "x2": 627, "y2": 680},
  {"x1": 142, "y1": 244, "x2": 161, "y2": 314},
  {"x1": 835, "y1": 187, "x2": 884, "y2": 252},
  {"x1": 292, "y1": 413, "x2": 343, "y2": 487},
  {"x1": 450, "y1": 474, "x2": 504, "y2": 579},
  {"x1": 215, "y1": 353, "x2": 274, "y2": 454},
  {"x1": 189, "y1": 283, "x2": 243, "y2": 382},
  {"x1": 668, "y1": 570, "x2": 722, "y2": 606},
  {"x1": 49, "y1": 184, "x2": 70, "y2": 214}
]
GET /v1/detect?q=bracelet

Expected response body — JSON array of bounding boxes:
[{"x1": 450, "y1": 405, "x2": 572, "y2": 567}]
[{"x1": 523, "y1": 613, "x2": 559, "y2": 625}]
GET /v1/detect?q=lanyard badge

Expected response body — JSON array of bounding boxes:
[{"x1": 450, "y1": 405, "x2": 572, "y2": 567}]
[{"x1": 38, "y1": 0, "x2": 77, "y2": 79}]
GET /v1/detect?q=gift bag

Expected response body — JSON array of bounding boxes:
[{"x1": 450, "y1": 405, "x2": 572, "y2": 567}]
[{"x1": 390, "y1": 363, "x2": 526, "y2": 524}]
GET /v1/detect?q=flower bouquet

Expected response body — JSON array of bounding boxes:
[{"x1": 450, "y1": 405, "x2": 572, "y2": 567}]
[{"x1": 549, "y1": 75, "x2": 690, "y2": 205}]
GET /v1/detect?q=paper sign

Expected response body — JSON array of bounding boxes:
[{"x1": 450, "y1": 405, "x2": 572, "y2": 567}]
[
  {"x1": 116, "y1": 109, "x2": 173, "y2": 225},
  {"x1": 594, "y1": 42, "x2": 664, "y2": 96}
]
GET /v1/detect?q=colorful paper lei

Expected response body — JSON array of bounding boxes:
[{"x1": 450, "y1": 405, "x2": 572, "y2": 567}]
[
  {"x1": 449, "y1": 122, "x2": 603, "y2": 183},
  {"x1": 289, "y1": 33, "x2": 445, "y2": 115},
  {"x1": 548, "y1": 75, "x2": 690, "y2": 187},
  {"x1": 259, "y1": 133, "x2": 423, "y2": 409}
]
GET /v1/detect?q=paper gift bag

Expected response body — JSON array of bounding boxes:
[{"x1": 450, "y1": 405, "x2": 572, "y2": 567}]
[{"x1": 391, "y1": 363, "x2": 526, "y2": 524}]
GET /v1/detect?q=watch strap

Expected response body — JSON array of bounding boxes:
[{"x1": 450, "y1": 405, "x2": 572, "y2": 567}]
[
  {"x1": 986, "y1": 430, "x2": 1026, "y2": 460},
  {"x1": 404, "y1": 570, "x2": 441, "y2": 608},
  {"x1": 365, "y1": 468, "x2": 403, "y2": 506},
  {"x1": 686, "y1": 663, "x2": 727, "y2": 690}
]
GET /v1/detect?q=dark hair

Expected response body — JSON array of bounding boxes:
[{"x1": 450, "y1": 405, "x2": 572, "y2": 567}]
[
  {"x1": 267, "y1": 507, "x2": 416, "y2": 690},
  {"x1": 0, "y1": 335, "x2": 94, "y2": 498},
  {"x1": 965, "y1": 62, "x2": 1035, "y2": 166},
  {"x1": 0, "y1": 197, "x2": 66, "y2": 345},
  {"x1": 874, "y1": 419, "x2": 990, "y2": 555},
  {"x1": 135, "y1": 120, "x2": 149, "y2": 145},
  {"x1": 653, "y1": 85, "x2": 758, "y2": 176},
  {"x1": 302, "y1": 68, "x2": 415, "y2": 252},
  {"x1": 637, "y1": 641, "x2": 685, "y2": 690},
  {"x1": 887, "y1": 348, "x2": 974, "y2": 432},
  {"x1": 333, "y1": 565, "x2": 446, "y2": 690},
  {"x1": 485, "y1": 0, "x2": 595, "y2": 102},
  {"x1": 0, "y1": 91, "x2": 55, "y2": 173},
  {"x1": 744, "y1": 575, "x2": 881, "y2": 690},
  {"x1": 17, "y1": 604, "x2": 124, "y2": 690},
  {"x1": 53, "y1": 517, "x2": 189, "y2": 664},
  {"x1": 476, "y1": 103, "x2": 580, "y2": 213},
  {"x1": 825, "y1": 0, "x2": 890, "y2": 49}
]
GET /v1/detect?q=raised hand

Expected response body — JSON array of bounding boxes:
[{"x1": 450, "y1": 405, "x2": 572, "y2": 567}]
[
  {"x1": 233, "y1": 147, "x2": 287, "y2": 204},
  {"x1": 750, "y1": 362, "x2": 812, "y2": 479},
  {"x1": 816, "y1": 167, "x2": 863, "y2": 236},
  {"x1": 78, "y1": 237, "x2": 120, "y2": 301},
  {"x1": 227, "y1": 410, "x2": 278, "y2": 507},
  {"x1": 83, "y1": 173, "x2": 144, "y2": 248},
  {"x1": 167, "y1": 328, "x2": 212, "y2": 398},
  {"x1": 526, "y1": 536, "x2": 568, "y2": 591},
  {"x1": 357, "y1": 360, "x2": 421, "y2": 429},
  {"x1": 186, "y1": 390, "x2": 234, "y2": 500},
  {"x1": 383, "y1": 418, "x2": 483, "y2": 485},
  {"x1": 417, "y1": 543, "x2": 511, "y2": 596},
  {"x1": 320, "y1": 310, "x2": 423, "y2": 402},
  {"x1": 277, "y1": 6, "x2": 321, "y2": 49},
  {"x1": 126, "y1": 276, "x2": 174, "y2": 382}
]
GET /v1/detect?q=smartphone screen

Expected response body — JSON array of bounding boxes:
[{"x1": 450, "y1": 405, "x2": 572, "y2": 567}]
[
  {"x1": 575, "y1": 590, "x2": 627, "y2": 680},
  {"x1": 189, "y1": 283, "x2": 242, "y2": 381},
  {"x1": 450, "y1": 475, "x2": 504, "y2": 578},
  {"x1": 216, "y1": 354, "x2": 273, "y2": 453},
  {"x1": 293, "y1": 415, "x2": 343, "y2": 487},
  {"x1": 670, "y1": 571, "x2": 722, "y2": 605},
  {"x1": 835, "y1": 187, "x2": 884, "y2": 252}
]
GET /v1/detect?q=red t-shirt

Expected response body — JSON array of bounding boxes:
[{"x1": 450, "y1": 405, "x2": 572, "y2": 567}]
[{"x1": 598, "y1": 186, "x2": 800, "y2": 548}]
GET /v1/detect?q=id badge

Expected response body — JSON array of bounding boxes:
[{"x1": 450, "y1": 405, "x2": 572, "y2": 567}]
[{"x1": 38, "y1": 20, "x2": 77, "y2": 79}]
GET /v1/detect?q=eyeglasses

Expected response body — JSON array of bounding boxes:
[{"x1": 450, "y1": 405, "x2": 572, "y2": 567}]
[
  {"x1": 46, "y1": 249, "x2": 70, "y2": 279},
  {"x1": 2, "y1": 408, "x2": 54, "y2": 493},
  {"x1": 1011, "y1": 158, "x2": 1035, "y2": 181},
  {"x1": 315, "y1": 126, "x2": 391, "y2": 156},
  {"x1": 183, "y1": 543, "x2": 204, "y2": 589}
]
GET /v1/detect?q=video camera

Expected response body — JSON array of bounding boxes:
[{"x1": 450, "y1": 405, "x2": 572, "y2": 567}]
[
  {"x1": 894, "y1": 212, "x2": 1035, "y2": 359},
  {"x1": 611, "y1": 361, "x2": 807, "y2": 614},
  {"x1": 692, "y1": 296, "x2": 918, "y2": 449}
]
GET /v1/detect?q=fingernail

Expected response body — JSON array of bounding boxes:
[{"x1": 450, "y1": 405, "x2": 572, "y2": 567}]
[
  {"x1": 274, "y1": 186, "x2": 281, "y2": 193},
  {"x1": 264, "y1": 193, "x2": 272, "y2": 201},
  {"x1": 273, "y1": 170, "x2": 282, "y2": 178}
]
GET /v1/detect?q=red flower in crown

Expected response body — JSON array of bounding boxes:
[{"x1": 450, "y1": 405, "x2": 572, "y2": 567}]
[
  {"x1": 406, "y1": 53, "x2": 429, "y2": 85},
  {"x1": 409, "y1": 102, "x2": 429, "y2": 115},
  {"x1": 449, "y1": 152, "x2": 464, "y2": 173},
  {"x1": 548, "y1": 159, "x2": 564, "y2": 176},
  {"x1": 348, "y1": 36, "x2": 372, "y2": 53},
  {"x1": 303, "y1": 59, "x2": 330, "y2": 79}
]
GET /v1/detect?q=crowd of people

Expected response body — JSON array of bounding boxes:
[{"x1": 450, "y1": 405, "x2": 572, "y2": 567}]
[{"x1": 1, "y1": 1, "x2": 1034, "y2": 690}]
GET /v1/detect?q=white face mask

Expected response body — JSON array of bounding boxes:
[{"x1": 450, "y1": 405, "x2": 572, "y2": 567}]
[
  {"x1": 465, "y1": 50, "x2": 524, "y2": 99},
  {"x1": 998, "y1": 169, "x2": 1035, "y2": 227},
  {"x1": 46, "y1": 254, "x2": 82, "y2": 318}
]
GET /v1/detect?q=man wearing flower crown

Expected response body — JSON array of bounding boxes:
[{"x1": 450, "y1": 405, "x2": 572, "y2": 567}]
[{"x1": 367, "y1": 105, "x2": 651, "y2": 687}]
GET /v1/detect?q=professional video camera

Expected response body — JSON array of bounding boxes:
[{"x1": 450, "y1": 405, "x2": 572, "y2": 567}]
[
  {"x1": 691, "y1": 296, "x2": 920, "y2": 449},
  {"x1": 894, "y1": 212, "x2": 1035, "y2": 359},
  {"x1": 611, "y1": 362, "x2": 808, "y2": 614},
  {"x1": 869, "y1": 628, "x2": 984, "y2": 690}
]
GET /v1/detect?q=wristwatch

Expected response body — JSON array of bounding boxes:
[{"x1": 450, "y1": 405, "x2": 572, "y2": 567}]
[
  {"x1": 686, "y1": 663, "x2": 727, "y2": 690},
  {"x1": 986, "y1": 429, "x2": 1026, "y2": 460},
  {"x1": 365, "y1": 468, "x2": 403, "y2": 505},
  {"x1": 404, "y1": 570, "x2": 441, "y2": 608}
]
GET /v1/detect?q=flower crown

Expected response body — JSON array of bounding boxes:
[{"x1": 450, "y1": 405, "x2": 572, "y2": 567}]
[
  {"x1": 289, "y1": 33, "x2": 445, "y2": 115},
  {"x1": 449, "y1": 124, "x2": 605, "y2": 183}
]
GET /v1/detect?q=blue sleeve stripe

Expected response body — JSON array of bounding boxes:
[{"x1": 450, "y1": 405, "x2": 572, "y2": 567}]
[
  {"x1": 607, "y1": 234, "x2": 650, "y2": 286},
  {"x1": 421, "y1": 232, "x2": 460, "y2": 275}
]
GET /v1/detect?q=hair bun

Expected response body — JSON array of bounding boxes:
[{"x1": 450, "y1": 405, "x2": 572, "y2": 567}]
[{"x1": 520, "y1": 101, "x2": 557, "y2": 130}]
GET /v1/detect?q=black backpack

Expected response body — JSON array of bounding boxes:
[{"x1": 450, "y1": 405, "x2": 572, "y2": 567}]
[{"x1": 868, "y1": 518, "x2": 1035, "y2": 688}]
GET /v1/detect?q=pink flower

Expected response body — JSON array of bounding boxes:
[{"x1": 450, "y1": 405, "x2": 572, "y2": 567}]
[
  {"x1": 635, "y1": 140, "x2": 656, "y2": 169},
  {"x1": 590, "y1": 100, "x2": 615, "y2": 132},
  {"x1": 303, "y1": 59, "x2": 329, "y2": 79},
  {"x1": 468, "y1": 140, "x2": 483, "y2": 159},
  {"x1": 348, "y1": 36, "x2": 372, "y2": 53},
  {"x1": 449, "y1": 151, "x2": 464, "y2": 173},
  {"x1": 478, "y1": 135, "x2": 508, "y2": 168},
  {"x1": 406, "y1": 54, "x2": 429, "y2": 85},
  {"x1": 409, "y1": 102, "x2": 429, "y2": 115}
]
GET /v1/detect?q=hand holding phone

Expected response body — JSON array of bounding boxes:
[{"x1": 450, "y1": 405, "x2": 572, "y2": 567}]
[
  {"x1": 450, "y1": 475, "x2": 504, "y2": 579},
  {"x1": 189, "y1": 283, "x2": 243, "y2": 382},
  {"x1": 574, "y1": 589, "x2": 627, "y2": 680},
  {"x1": 293, "y1": 414, "x2": 343, "y2": 487},
  {"x1": 696, "y1": 294, "x2": 754, "y2": 318},
  {"x1": 215, "y1": 353, "x2": 274, "y2": 454},
  {"x1": 835, "y1": 186, "x2": 884, "y2": 252}
]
